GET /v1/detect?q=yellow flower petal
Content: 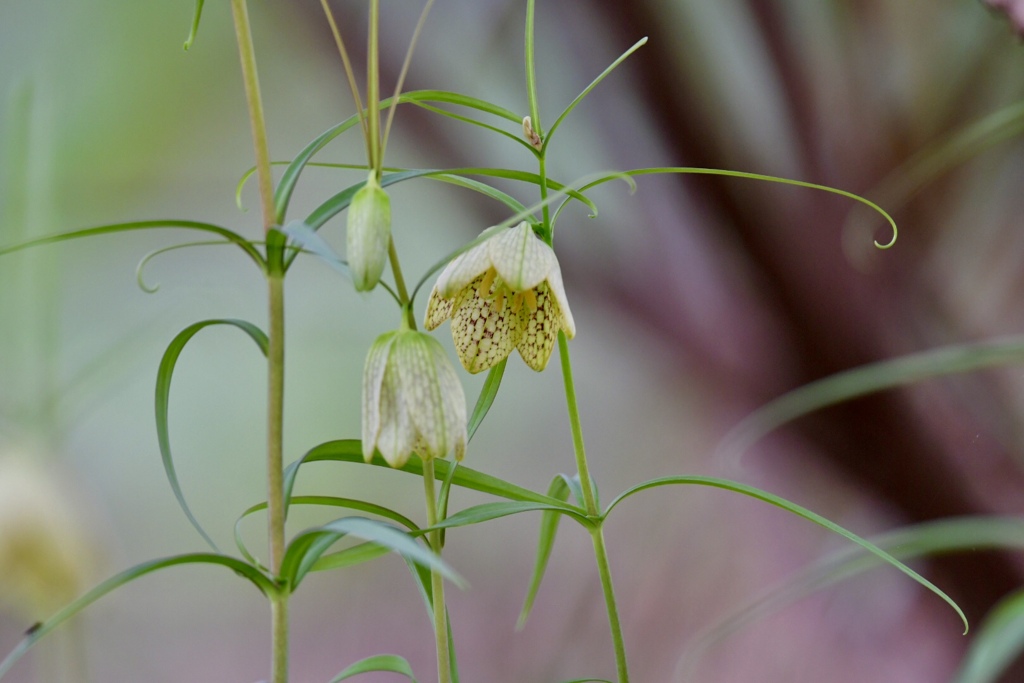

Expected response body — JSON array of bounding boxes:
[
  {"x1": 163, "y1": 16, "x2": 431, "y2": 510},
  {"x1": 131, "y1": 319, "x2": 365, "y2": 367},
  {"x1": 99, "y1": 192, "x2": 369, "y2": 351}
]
[
  {"x1": 515, "y1": 281, "x2": 561, "y2": 371},
  {"x1": 424, "y1": 284, "x2": 455, "y2": 331},
  {"x1": 451, "y1": 275, "x2": 521, "y2": 374},
  {"x1": 544, "y1": 261, "x2": 575, "y2": 339}
]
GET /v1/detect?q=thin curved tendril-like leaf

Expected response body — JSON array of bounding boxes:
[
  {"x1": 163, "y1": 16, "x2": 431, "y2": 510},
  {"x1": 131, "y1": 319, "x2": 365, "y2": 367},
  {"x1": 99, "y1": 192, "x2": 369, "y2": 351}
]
[
  {"x1": 568, "y1": 167, "x2": 898, "y2": 249},
  {"x1": 0, "y1": 220, "x2": 266, "y2": 268},
  {"x1": 156, "y1": 320, "x2": 269, "y2": 551},
  {"x1": 283, "y1": 439, "x2": 582, "y2": 512},
  {"x1": 604, "y1": 476, "x2": 968, "y2": 634},
  {"x1": 409, "y1": 170, "x2": 622, "y2": 303},
  {"x1": 135, "y1": 240, "x2": 235, "y2": 293},
  {"x1": 468, "y1": 359, "x2": 506, "y2": 441},
  {"x1": 952, "y1": 587, "x2": 1024, "y2": 683},
  {"x1": 329, "y1": 654, "x2": 419, "y2": 683},
  {"x1": 273, "y1": 89, "x2": 523, "y2": 223},
  {"x1": 281, "y1": 516, "x2": 464, "y2": 590},
  {"x1": 0, "y1": 553, "x2": 273, "y2": 679},
  {"x1": 183, "y1": 0, "x2": 205, "y2": 50},
  {"x1": 679, "y1": 516, "x2": 1024, "y2": 679},
  {"x1": 717, "y1": 334, "x2": 1024, "y2": 466},
  {"x1": 518, "y1": 475, "x2": 573, "y2": 629},
  {"x1": 544, "y1": 37, "x2": 648, "y2": 150}
]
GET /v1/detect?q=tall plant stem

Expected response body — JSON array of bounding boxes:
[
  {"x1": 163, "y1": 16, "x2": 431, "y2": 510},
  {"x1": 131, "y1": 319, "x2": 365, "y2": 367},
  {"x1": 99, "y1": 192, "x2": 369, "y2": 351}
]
[
  {"x1": 230, "y1": 0, "x2": 275, "y2": 232},
  {"x1": 367, "y1": 0, "x2": 382, "y2": 175},
  {"x1": 267, "y1": 273, "x2": 288, "y2": 683},
  {"x1": 525, "y1": 0, "x2": 541, "y2": 133},
  {"x1": 422, "y1": 459, "x2": 452, "y2": 683},
  {"x1": 558, "y1": 333, "x2": 630, "y2": 682},
  {"x1": 230, "y1": 3, "x2": 288, "y2": 682}
]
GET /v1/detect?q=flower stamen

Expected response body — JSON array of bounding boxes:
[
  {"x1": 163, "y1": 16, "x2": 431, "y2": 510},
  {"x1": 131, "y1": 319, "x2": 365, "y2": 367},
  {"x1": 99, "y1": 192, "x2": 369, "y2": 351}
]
[{"x1": 477, "y1": 268, "x2": 497, "y2": 299}]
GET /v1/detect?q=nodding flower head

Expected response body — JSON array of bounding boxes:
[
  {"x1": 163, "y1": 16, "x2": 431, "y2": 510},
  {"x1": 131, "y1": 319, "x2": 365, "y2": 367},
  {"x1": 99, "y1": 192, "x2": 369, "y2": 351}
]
[
  {"x1": 347, "y1": 174, "x2": 392, "y2": 292},
  {"x1": 425, "y1": 221, "x2": 575, "y2": 374},
  {"x1": 362, "y1": 329, "x2": 467, "y2": 468}
]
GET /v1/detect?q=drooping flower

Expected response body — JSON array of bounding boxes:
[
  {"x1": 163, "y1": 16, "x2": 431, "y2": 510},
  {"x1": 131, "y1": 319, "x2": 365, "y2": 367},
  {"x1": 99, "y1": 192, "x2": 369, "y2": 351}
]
[
  {"x1": 347, "y1": 173, "x2": 392, "y2": 292},
  {"x1": 425, "y1": 221, "x2": 575, "y2": 374},
  {"x1": 362, "y1": 329, "x2": 467, "y2": 468}
]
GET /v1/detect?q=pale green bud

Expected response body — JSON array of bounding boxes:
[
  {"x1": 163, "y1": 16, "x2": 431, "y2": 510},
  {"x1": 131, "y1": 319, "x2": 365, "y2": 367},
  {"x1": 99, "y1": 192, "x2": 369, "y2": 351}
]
[
  {"x1": 362, "y1": 329, "x2": 467, "y2": 468},
  {"x1": 347, "y1": 174, "x2": 392, "y2": 292}
]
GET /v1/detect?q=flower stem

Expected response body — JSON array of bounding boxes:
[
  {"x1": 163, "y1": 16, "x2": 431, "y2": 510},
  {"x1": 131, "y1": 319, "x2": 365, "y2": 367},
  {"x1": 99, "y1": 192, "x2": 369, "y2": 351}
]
[
  {"x1": 267, "y1": 273, "x2": 288, "y2": 683},
  {"x1": 230, "y1": 0, "x2": 275, "y2": 232},
  {"x1": 388, "y1": 238, "x2": 416, "y2": 330},
  {"x1": 422, "y1": 458, "x2": 452, "y2": 683},
  {"x1": 230, "y1": 3, "x2": 289, "y2": 683},
  {"x1": 524, "y1": 0, "x2": 541, "y2": 133},
  {"x1": 367, "y1": 0, "x2": 382, "y2": 176},
  {"x1": 558, "y1": 333, "x2": 631, "y2": 683}
]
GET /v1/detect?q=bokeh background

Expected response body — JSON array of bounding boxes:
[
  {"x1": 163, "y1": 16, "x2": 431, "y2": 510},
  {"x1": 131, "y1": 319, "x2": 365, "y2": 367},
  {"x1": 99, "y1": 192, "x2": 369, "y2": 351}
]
[{"x1": 2, "y1": 0, "x2": 1024, "y2": 681}]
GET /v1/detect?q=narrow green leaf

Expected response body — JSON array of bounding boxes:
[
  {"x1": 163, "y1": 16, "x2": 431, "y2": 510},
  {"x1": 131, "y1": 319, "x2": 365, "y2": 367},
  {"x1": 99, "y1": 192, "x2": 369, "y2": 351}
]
[
  {"x1": 401, "y1": 557, "x2": 460, "y2": 683},
  {"x1": 436, "y1": 459, "x2": 458, "y2": 549},
  {"x1": 518, "y1": 475, "x2": 572, "y2": 629},
  {"x1": 156, "y1": 320, "x2": 269, "y2": 550},
  {"x1": 562, "y1": 166, "x2": 899, "y2": 248},
  {"x1": 682, "y1": 516, "x2": 1024, "y2": 675},
  {"x1": 0, "y1": 553, "x2": 273, "y2": 679},
  {"x1": 407, "y1": 100, "x2": 535, "y2": 153},
  {"x1": 544, "y1": 37, "x2": 648, "y2": 149},
  {"x1": 430, "y1": 500, "x2": 592, "y2": 530},
  {"x1": 280, "y1": 517, "x2": 464, "y2": 590},
  {"x1": 183, "y1": 0, "x2": 205, "y2": 50},
  {"x1": 0, "y1": 220, "x2": 266, "y2": 268},
  {"x1": 273, "y1": 89, "x2": 521, "y2": 224},
  {"x1": 283, "y1": 439, "x2": 581, "y2": 511},
  {"x1": 953, "y1": 588, "x2": 1024, "y2": 683},
  {"x1": 468, "y1": 359, "x2": 506, "y2": 441},
  {"x1": 235, "y1": 495, "x2": 420, "y2": 571},
  {"x1": 330, "y1": 654, "x2": 418, "y2": 682},
  {"x1": 717, "y1": 334, "x2": 1024, "y2": 464},
  {"x1": 604, "y1": 475, "x2": 968, "y2": 633},
  {"x1": 279, "y1": 220, "x2": 350, "y2": 278},
  {"x1": 311, "y1": 541, "x2": 391, "y2": 573}
]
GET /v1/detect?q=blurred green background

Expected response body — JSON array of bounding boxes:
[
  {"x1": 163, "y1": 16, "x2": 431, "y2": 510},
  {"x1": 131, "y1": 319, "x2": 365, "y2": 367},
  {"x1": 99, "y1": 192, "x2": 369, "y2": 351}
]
[{"x1": 2, "y1": 1, "x2": 1024, "y2": 681}]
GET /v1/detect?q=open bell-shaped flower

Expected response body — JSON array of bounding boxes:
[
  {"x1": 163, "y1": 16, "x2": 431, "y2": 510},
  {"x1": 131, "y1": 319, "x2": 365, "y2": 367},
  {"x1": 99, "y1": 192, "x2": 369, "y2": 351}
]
[
  {"x1": 425, "y1": 221, "x2": 575, "y2": 374},
  {"x1": 362, "y1": 328, "x2": 467, "y2": 468},
  {"x1": 347, "y1": 173, "x2": 392, "y2": 292}
]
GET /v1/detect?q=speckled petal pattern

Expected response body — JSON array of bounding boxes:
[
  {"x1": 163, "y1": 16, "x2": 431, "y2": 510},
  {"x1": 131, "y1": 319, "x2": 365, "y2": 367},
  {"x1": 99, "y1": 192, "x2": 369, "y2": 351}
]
[
  {"x1": 515, "y1": 282, "x2": 561, "y2": 371},
  {"x1": 361, "y1": 332, "x2": 397, "y2": 462},
  {"x1": 394, "y1": 333, "x2": 448, "y2": 459},
  {"x1": 424, "y1": 284, "x2": 455, "y2": 331},
  {"x1": 544, "y1": 261, "x2": 575, "y2": 339},
  {"x1": 374, "y1": 359, "x2": 416, "y2": 468},
  {"x1": 450, "y1": 275, "x2": 521, "y2": 373}
]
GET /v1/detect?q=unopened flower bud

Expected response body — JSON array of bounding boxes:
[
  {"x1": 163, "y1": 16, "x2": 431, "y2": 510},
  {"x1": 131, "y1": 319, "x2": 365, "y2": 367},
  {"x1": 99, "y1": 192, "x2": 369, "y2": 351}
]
[
  {"x1": 362, "y1": 329, "x2": 467, "y2": 468},
  {"x1": 522, "y1": 116, "x2": 543, "y2": 150},
  {"x1": 347, "y1": 174, "x2": 392, "y2": 292}
]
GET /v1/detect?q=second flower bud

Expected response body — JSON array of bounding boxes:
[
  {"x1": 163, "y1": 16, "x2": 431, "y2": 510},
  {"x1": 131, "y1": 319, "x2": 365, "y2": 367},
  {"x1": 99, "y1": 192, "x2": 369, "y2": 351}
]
[{"x1": 347, "y1": 173, "x2": 392, "y2": 292}]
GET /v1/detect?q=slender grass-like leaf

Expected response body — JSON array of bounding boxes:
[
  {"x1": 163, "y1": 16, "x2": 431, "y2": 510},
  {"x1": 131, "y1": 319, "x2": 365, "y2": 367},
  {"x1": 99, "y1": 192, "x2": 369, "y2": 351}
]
[
  {"x1": 557, "y1": 166, "x2": 898, "y2": 249},
  {"x1": 544, "y1": 37, "x2": 648, "y2": 149},
  {"x1": 283, "y1": 440, "x2": 580, "y2": 511},
  {"x1": 0, "y1": 553, "x2": 273, "y2": 679},
  {"x1": 135, "y1": 239, "x2": 236, "y2": 293},
  {"x1": 0, "y1": 220, "x2": 266, "y2": 268},
  {"x1": 402, "y1": 556, "x2": 461, "y2": 683},
  {"x1": 280, "y1": 516, "x2": 464, "y2": 590},
  {"x1": 429, "y1": 500, "x2": 592, "y2": 530},
  {"x1": 156, "y1": 320, "x2": 269, "y2": 550},
  {"x1": 681, "y1": 516, "x2": 1024, "y2": 677},
  {"x1": 273, "y1": 89, "x2": 523, "y2": 224},
  {"x1": 312, "y1": 541, "x2": 392, "y2": 572},
  {"x1": 953, "y1": 588, "x2": 1024, "y2": 683},
  {"x1": 183, "y1": 0, "x2": 205, "y2": 50},
  {"x1": 604, "y1": 476, "x2": 968, "y2": 633},
  {"x1": 407, "y1": 100, "x2": 534, "y2": 153},
  {"x1": 468, "y1": 359, "x2": 506, "y2": 441},
  {"x1": 235, "y1": 495, "x2": 420, "y2": 570},
  {"x1": 518, "y1": 475, "x2": 573, "y2": 629},
  {"x1": 329, "y1": 654, "x2": 419, "y2": 682},
  {"x1": 717, "y1": 334, "x2": 1024, "y2": 464}
]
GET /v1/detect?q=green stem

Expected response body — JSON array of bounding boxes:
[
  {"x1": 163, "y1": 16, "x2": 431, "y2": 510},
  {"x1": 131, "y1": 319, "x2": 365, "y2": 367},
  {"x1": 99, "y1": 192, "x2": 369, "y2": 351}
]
[
  {"x1": 558, "y1": 333, "x2": 630, "y2": 682},
  {"x1": 230, "y1": 0, "x2": 275, "y2": 232},
  {"x1": 267, "y1": 273, "x2": 288, "y2": 683},
  {"x1": 591, "y1": 527, "x2": 629, "y2": 683},
  {"x1": 367, "y1": 0, "x2": 382, "y2": 177},
  {"x1": 387, "y1": 239, "x2": 416, "y2": 330},
  {"x1": 525, "y1": 0, "x2": 541, "y2": 133},
  {"x1": 422, "y1": 459, "x2": 452, "y2": 683}
]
